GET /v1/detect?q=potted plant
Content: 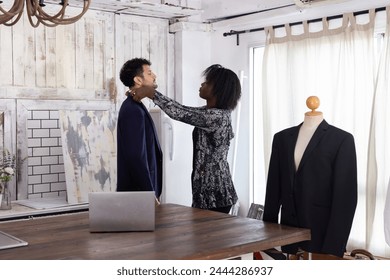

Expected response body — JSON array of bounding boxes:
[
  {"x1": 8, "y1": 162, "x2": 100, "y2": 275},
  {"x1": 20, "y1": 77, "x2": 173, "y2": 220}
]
[{"x1": 0, "y1": 149, "x2": 17, "y2": 210}]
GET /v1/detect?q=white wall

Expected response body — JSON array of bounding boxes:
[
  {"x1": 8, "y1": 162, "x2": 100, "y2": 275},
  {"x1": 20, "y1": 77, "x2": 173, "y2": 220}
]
[
  {"x1": 168, "y1": 24, "x2": 258, "y2": 216},
  {"x1": 170, "y1": 23, "x2": 266, "y2": 216},
  {"x1": 162, "y1": 29, "x2": 212, "y2": 207},
  {"x1": 210, "y1": 30, "x2": 267, "y2": 217}
]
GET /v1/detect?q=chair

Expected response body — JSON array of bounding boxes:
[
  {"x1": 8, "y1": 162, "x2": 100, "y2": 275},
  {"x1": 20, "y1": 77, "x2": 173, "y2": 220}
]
[
  {"x1": 246, "y1": 203, "x2": 264, "y2": 220},
  {"x1": 247, "y1": 203, "x2": 287, "y2": 260}
]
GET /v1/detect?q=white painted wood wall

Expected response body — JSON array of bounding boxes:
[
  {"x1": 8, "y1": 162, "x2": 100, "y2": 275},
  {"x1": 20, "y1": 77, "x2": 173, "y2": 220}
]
[{"x1": 0, "y1": 6, "x2": 169, "y2": 201}]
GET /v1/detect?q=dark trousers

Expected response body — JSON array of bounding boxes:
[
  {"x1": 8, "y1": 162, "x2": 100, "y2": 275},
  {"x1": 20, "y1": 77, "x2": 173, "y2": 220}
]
[{"x1": 208, "y1": 205, "x2": 232, "y2": 214}]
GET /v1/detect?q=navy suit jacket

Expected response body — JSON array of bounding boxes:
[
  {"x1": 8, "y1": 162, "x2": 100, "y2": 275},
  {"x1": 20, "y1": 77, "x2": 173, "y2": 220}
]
[
  {"x1": 263, "y1": 120, "x2": 357, "y2": 257},
  {"x1": 117, "y1": 96, "x2": 162, "y2": 198}
]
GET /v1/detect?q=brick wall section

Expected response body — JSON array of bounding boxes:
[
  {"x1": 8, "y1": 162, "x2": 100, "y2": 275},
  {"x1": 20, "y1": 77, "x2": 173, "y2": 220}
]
[{"x1": 27, "y1": 110, "x2": 66, "y2": 198}]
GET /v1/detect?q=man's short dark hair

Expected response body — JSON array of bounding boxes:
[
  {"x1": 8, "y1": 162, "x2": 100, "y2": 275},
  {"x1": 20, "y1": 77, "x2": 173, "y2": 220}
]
[{"x1": 120, "y1": 58, "x2": 151, "y2": 88}]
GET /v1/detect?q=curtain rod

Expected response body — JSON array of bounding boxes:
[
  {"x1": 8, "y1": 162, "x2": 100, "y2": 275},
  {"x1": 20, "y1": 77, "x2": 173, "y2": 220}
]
[{"x1": 223, "y1": 6, "x2": 386, "y2": 45}]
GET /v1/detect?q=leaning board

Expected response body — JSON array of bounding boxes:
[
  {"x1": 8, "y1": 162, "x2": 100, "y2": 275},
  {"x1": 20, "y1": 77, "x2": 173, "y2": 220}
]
[{"x1": 59, "y1": 110, "x2": 117, "y2": 204}]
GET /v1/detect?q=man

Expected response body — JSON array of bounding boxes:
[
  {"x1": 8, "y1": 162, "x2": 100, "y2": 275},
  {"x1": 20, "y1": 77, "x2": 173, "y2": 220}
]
[{"x1": 117, "y1": 58, "x2": 162, "y2": 200}]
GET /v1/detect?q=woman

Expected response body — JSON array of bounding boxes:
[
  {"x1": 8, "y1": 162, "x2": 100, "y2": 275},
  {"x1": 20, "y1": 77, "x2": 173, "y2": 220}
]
[{"x1": 132, "y1": 64, "x2": 241, "y2": 213}]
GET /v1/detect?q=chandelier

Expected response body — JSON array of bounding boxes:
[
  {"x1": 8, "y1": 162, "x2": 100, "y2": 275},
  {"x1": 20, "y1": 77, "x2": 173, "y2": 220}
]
[{"x1": 0, "y1": 0, "x2": 91, "y2": 27}]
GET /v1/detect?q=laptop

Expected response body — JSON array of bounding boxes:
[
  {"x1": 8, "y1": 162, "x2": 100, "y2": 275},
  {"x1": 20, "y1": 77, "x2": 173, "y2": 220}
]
[
  {"x1": 88, "y1": 191, "x2": 155, "y2": 232},
  {"x1": 0, "y1": 231, "x2": 28, "y2": 250}
]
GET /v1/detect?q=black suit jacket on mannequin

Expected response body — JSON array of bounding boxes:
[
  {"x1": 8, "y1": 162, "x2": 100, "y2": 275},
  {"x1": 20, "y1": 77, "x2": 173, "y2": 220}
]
[
  {"x1": 117, "y1": 96, "x2": 162, "y2": 198},
  {"x1": 263, "y1": 120, "x2": 357, "y2": 257}
]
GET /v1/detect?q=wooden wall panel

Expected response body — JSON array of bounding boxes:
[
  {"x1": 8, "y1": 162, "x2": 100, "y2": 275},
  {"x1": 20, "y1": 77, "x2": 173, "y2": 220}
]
[
  {"x1": 24, "y1": 19, "x2": 36, "y2": 88},
  {"x1": 1, "y1": 8, "x2": 169, "y2": 202},
  {"x1": 0, "y1": 112, "x2": 3, "y2": 150},
  {"x1": 122, "y1": 22, "x2": 134, "y2": 63},
  {"x1": 56, "y1": 25, "x2": 76, "y2": 89},
  {"x1": 104, "y1": 14, "x2": 115, "y2": 100},
  {"x1": 132, "y1": 22, "x2": 143, "y2": 59},
  {"x1": 140, "y1": 23, "x2": 151, "y2": 58},
  {"x1": 12, "y1": 21, "x2": 25, "y2": 86},
  {"x1": 76, "y1": 19, "x2": 92, "y2": 89},
  {"x1": 93, "y1": 20, "x2": 105, "y2": 90},
  {"x1": 149, "y1": 24, "x2": 168, "y2": 95},
  {"x1": 0, "y1": 8, "x2": 116, "y2": 99},
  {"x1": 35, "y1": 26, "x2": 47, "y2": 88},
  {"x1": 0, "y1": 28, "x2": 13, "y2": 85},
  {"x1": 46, "y1": 28, "x2": 57, "y2": 88},
  {"x1": 115, "y1": 15, "x2": 169, "y2": 106}
]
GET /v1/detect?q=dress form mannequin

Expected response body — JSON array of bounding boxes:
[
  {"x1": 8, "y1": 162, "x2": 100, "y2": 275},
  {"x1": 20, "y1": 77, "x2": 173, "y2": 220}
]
[
  {"x1": 294, "y1": 96, "x2": 324, "y2": 170},
  {"x1": 264, "y1": 95, "x2": 357, "y2": 257}
]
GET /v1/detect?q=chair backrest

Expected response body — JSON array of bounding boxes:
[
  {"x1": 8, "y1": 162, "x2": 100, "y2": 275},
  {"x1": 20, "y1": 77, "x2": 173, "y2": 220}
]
[
  {"x1": 246, "y1": 203, "x2": 264, "y2": 220},
  {"x1": 246, "y1": 203, "x2": 287, "y2": 260}
]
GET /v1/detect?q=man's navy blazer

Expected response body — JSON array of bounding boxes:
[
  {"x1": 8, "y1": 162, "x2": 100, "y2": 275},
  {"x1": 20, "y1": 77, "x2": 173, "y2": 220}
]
[
  {"x1": 263, "y1": 120, "x2": 357, "y2": 257},
  {"x1": 117, "y1": 96, "x2": 162, "y2": 198}
]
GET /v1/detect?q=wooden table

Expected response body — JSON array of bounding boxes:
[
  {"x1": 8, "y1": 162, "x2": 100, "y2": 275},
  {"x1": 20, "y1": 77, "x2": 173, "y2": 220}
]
[{"x1": 0, "y1": 203, "x2": 310, "y2": 260}]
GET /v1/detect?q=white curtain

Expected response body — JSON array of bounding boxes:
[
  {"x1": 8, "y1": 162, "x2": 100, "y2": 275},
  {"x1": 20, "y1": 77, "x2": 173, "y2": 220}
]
[
  {"x1": 261, "y1": 10, "x2": 390, "y2": 257},
  {"x1": 366, "y1": 7, "x2": 390, "y2": 257},
  {"x1": 385, "y1": 178, "x2": 390, "y2": 246}
]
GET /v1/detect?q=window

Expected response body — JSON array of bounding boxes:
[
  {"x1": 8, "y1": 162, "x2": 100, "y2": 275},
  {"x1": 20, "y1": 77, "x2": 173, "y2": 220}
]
[{"x1": 250, "y1": 15, "x2": 389, "y2": 256}]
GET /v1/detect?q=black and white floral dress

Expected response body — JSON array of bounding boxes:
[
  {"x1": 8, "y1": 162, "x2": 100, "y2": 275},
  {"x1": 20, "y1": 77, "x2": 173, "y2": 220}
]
[{"x1": 153, "y1": 91, "x2": 238, "y2": 209}]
